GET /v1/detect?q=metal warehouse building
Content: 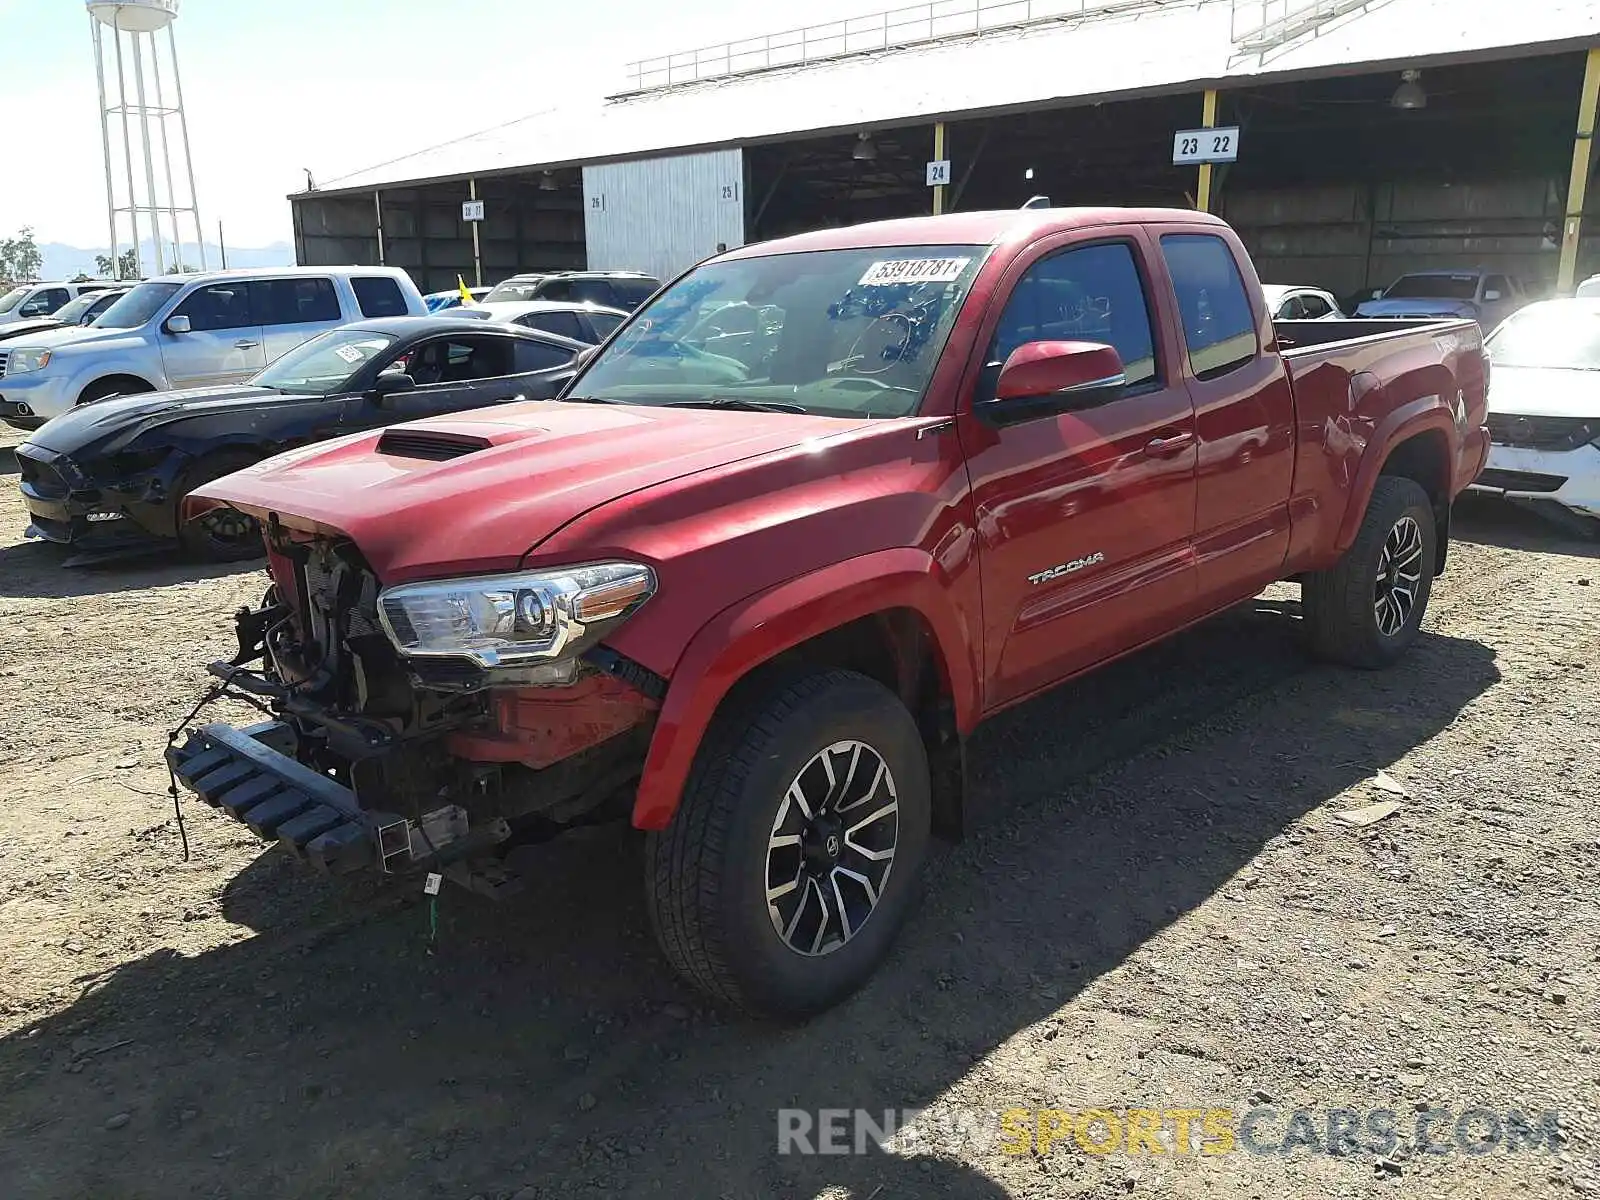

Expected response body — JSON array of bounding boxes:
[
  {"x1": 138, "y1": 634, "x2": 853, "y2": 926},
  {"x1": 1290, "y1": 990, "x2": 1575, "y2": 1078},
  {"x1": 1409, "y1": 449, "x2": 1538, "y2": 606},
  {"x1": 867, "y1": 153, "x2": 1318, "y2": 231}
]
[{"x1": 290, "y1": 0, "x2": 1600, "y2": 301}]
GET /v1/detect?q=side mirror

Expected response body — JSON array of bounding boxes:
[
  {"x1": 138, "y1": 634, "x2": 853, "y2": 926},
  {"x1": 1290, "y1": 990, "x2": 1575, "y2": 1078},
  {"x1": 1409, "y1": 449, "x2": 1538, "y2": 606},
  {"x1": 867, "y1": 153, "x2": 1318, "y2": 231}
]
[
  {"x1": 372, "y1": 371, "x2": 416, "y2": 400},
  {"x1": 575, "y1": 344, "x2": 599, "y2": 367},
  {"x1": 166, "y1": 314, "x2": 191, "y2": 334},
  {"x1": 981, "y1": 341, "x2": 1125, "y2": 425}
]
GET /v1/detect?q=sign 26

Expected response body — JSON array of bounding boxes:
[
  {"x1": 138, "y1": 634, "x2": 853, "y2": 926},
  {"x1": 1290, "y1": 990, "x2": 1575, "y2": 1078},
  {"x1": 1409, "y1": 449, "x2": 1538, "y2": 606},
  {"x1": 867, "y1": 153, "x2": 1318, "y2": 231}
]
[{"x1": 1172, "y1": 126, "x2": 1241, "y2": 166}]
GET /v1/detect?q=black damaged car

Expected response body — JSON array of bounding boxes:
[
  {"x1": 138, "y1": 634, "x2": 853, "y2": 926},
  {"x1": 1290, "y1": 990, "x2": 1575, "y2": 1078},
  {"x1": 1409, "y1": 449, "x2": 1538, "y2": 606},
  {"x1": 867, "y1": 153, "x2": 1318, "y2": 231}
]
[{"x1": 15, "y1": 316, "x2": 588, "y2": 561}]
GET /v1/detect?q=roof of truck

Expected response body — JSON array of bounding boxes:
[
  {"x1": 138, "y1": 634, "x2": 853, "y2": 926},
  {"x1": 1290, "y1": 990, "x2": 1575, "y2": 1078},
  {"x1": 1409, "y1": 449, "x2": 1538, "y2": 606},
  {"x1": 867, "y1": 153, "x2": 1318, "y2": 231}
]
[{"x1": 721, "y1": 206, "x2": 1228, "y2": 259}]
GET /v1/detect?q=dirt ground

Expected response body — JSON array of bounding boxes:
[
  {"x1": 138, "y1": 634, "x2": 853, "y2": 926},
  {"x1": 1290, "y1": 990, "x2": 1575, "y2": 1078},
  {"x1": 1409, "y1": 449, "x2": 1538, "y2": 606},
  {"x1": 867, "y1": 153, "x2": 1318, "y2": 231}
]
[{"x1": 1, "y1": 422, "x2": 1597, "y2": 1200}]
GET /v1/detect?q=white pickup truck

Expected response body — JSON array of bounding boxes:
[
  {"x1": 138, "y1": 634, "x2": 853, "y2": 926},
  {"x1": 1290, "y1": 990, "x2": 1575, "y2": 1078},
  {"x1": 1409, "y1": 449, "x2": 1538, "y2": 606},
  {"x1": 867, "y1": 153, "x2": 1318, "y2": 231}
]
[{"x1": 0, "y1": 266, "x2": 426, "y2": 429}]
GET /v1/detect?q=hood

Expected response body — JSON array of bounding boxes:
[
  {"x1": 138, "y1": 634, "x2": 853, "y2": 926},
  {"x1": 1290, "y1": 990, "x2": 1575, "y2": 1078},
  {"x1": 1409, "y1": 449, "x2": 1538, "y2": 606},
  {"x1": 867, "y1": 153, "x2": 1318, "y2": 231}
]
[
  {"x1": 2, "y1": 324, "x2": 146, "y2": 352},
  {"x1": 1487, "y1": 365, "x2": 1600, "y2": 419},
  {"x1": 194, "y1": 401, "x2": 857, "y2": 582},
  {"x1": 0, "y1": 317, "x2": 66, "y2": 342},
  {"x1": 26, "y1": 385, "x2": 296, "y2": 455},
  {"x1": 1355, "y1": 298, "x2": 1478, "y2": 319}
]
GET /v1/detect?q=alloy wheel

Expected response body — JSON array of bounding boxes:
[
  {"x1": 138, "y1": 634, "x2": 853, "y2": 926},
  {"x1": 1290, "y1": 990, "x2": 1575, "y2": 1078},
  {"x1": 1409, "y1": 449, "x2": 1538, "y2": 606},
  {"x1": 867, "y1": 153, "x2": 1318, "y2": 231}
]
[
  {"x1": 1373, "y1": 514, "x2": 1425, "y2": 638},
  {"x1": 765, "y1": 739, "x2": 899, "y2": 957}
]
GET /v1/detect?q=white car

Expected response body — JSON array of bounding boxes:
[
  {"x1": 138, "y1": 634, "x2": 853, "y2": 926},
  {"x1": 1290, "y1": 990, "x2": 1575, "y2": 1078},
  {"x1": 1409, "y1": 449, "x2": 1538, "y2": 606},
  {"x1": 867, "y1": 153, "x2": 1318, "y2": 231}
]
[
  {"x1": 1261, "y1": 284, "x2": 1344, "y2": 321},
  {"x1": 0, "y1": 281, "x2": 113, "y2": 325},
  {"x1": 446, "y1": 299, "x2": 628, "y2": 344},
  {"x1": 1471, "y1": 298, "x2": 1600, "y2": 522},
  {"x1": 1577, "y1": 274, "x2": 1600, "y2": 299},
  {"x1": 0, "y1": 266, "x2": 426, "y2": 429}
]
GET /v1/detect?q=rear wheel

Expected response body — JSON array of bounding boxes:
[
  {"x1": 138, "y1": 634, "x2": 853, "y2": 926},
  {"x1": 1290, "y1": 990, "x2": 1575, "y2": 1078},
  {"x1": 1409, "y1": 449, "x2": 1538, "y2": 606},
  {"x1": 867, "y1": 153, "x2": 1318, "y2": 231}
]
[
  {"x1": 175, "y1": 451, "x2": 264, "y2": 562},
  {"x1": 645, "y1": 670, "x2": 931, "y2": 1019},
  {"x1": 1303, "y1": 476, "x2": 1436, "y2": 668}
]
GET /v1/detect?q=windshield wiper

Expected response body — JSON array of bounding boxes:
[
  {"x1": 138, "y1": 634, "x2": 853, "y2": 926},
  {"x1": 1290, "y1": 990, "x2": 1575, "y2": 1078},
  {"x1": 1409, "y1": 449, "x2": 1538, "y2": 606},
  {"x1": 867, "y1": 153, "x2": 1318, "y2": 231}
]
[
  {"x1": 666, "y1": 396, "x2": 808, "y2": 414},
  {"x1": 560, "y1": 395, "x2": 624, "y2": 404}
]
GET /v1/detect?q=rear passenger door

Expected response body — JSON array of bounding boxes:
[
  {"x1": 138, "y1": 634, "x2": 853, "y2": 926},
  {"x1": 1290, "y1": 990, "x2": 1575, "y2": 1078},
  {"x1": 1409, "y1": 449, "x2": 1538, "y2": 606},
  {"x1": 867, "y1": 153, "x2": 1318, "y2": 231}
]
[
  {"x1": 350, "y1": 275, "x2": 411, "y2": 318},
  {"x1": 1155, "y1": 227, "x2": 1296, "y2": 605},
  {"x1": 162, "y1": 282, "x2": 265, "y2": 387},
  {"x1": 254, "y1": 276, "x2": 344, "y2": 363},
  {"x1": 342, "y1": 333, "x2": 569, "y2": 431},
  {"x1": 519, "y1": 309, "x2": 588, "y2": 342}
]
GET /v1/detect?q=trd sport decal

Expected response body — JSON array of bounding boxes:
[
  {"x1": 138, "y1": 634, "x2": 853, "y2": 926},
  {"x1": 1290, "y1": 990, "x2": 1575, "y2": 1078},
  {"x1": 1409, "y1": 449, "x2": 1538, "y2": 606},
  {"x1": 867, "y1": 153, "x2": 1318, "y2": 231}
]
[{"x1": 1028, "y1": 552, "x2": 1106, "y2": 585}]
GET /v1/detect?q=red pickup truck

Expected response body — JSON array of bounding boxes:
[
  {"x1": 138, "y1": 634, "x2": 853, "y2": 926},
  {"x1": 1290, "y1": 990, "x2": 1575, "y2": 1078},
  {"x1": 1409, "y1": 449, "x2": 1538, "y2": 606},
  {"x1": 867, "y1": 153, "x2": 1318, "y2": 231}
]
[{"x1": 170, "y1": 207, "x2": 1488, "y2": 1017}]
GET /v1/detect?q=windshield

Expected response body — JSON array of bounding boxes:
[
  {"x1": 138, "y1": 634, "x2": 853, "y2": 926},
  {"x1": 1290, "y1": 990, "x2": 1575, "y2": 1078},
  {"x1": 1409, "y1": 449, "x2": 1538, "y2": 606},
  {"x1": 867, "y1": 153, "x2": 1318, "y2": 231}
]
[
  {"x1": 1486, "y1": 304, "x2": 1600, "y2": 371},
  {"x1": 485, "y1": 277, "x2": 547, "y2": 303},
  {"x1": 95, "y1": 281, "x2": 183, "y2": 328},
  {"x1": 252, "y1": 327, "x2": 397, "y2": 393},
  {"x1": 51, "y1": 292, "x2": 107, "y2": 324},
  {"x1": 573, "y1": 246, "x2": 987, "y2": 418},
  {"x1": 0, "y1": 287, "x2": 27, "y2": 314},
  {"x1": 1384, "y1": 274, "x2": 1478, "y2": 301}
]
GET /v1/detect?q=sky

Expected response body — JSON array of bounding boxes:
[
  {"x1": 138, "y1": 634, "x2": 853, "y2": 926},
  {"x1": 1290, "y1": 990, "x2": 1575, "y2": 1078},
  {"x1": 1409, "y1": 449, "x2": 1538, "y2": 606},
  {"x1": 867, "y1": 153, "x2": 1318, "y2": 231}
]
[{"x1": 0, "y1": 0, "x2": 870, "y2": 250}]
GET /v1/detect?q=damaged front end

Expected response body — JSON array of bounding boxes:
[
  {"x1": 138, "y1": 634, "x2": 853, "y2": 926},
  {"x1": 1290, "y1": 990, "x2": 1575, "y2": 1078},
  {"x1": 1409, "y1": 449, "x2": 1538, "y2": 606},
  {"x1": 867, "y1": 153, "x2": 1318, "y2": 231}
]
[{"x1": 168, "y1": 525, "x2": 664, "y2": 894}]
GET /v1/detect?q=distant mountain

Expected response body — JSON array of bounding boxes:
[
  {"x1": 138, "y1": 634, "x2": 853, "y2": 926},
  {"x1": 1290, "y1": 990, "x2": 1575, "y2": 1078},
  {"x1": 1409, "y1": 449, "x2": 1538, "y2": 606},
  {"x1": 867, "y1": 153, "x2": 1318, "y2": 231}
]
[{"x1": 38, "y1": 239, "x2": 296, "y2": 280}]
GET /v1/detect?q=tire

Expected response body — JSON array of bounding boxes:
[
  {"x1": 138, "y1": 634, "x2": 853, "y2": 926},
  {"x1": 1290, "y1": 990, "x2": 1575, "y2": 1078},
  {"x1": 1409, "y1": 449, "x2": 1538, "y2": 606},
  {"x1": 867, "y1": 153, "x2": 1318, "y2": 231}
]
[
  {"x1": 645, "y1": 670, "x2": 931, "y2": 1019},
  {"x1": 175, "y1": 451, "x2": 265, "y2": 562},
  {"x1": 1303, "y1": 475, "x2": 1437, "y2": 669},
  {"x1": 78, "y1": 377, "x2": 152, "y2": 406}
]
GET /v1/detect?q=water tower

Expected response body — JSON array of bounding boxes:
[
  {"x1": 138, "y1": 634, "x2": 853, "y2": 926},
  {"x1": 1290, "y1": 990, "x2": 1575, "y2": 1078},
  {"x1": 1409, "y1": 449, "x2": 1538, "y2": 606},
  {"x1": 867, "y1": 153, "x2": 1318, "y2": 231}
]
[{"x1": 87, "y1": 0, "x2": 206, "y2": 278}]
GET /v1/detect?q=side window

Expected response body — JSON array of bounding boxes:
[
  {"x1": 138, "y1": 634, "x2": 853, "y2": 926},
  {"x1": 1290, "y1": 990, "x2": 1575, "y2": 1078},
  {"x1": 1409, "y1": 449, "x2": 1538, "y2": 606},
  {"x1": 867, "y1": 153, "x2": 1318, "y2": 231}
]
[
  {"x1": 88, "y1": 293, "x2": 120, "y2": 319},
  {"x1": 588, "y1": 311, "x2": 625, "y2": 338},
  {"x1": 1160, "y1": 234, "x2": 1259, "y2": 379},
  {"x1": 569, "y1": 279, "x2": 617, "y2": 307},
  {"x1": 522, "y1": 310, "x2": 584, "y2": 340},
  {"x1": 610, "y1": 279, "x2": 657, "y2": 309},
  {"x1": 1300, "y1": 294, "x2": 1332, "y2": 319},
  {"x1": 536, "y1": 279, "x2": 575, "y2": 302},
  {"x1": 254, "y1": 277, "x2": 340, "y2": 325},
  {"x1": 20, "y1": 288, "x2": 68, "y2": 317},
  {"x1": 1484, "y1": 274, "x2": 1509, "y2": 299},
  {"x1": 986, "y1": 241, "x2": 1159, "y2": 392},
  {"x1": 407, "y1": 336, "x2": 516, "y2": 385},
  {"x1": 1278, "y1": 295, "x2": 1307, "y2": 320},
  {"x1": 176, "y1": 283, "x2": 254, "y2": 331},
  {"x1": 352, "y1": 276, "x2": 409, "y2": 318},
  {"x1": 514, "y1": 338, "x2": 577, "y2": 372}
]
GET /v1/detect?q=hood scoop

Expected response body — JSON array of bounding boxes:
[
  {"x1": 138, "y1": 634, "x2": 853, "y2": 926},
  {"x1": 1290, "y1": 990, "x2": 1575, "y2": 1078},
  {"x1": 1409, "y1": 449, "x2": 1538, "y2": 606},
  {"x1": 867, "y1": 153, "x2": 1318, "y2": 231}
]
[{"x1": 376, "y1": 428, "x2": 495, "y2": 461}]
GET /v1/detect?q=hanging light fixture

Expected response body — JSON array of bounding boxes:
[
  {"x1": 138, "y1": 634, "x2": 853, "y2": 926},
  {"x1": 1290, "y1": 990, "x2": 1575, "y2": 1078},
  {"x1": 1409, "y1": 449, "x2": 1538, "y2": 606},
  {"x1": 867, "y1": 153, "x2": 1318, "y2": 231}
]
[
  {"x1": 538, "y1": 170, "x2": 560, "y2": 191},
  {"x1": 1390, "y1": 69, "x2": 1427, "y2": 110},
  {"x1": 851, "y1": 131, "x2": 878, "y2": 162}
]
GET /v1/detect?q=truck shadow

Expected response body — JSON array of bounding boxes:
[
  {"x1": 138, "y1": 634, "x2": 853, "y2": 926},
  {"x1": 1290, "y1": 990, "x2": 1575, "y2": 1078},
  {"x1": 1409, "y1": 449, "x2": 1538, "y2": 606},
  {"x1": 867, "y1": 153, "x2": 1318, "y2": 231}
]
[{"x1": 0, "y1": 599, "x2": 1499, "y2": 1200}]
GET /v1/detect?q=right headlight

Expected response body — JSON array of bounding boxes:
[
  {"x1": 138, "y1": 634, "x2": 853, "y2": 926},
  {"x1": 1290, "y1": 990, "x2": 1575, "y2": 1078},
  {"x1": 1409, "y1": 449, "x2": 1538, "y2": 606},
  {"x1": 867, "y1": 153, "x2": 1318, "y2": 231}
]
[
  {"x1": 376, "y1": 561, "x2": 656, "y2": 669},
  {"x1": 6, "y1": 348, "x2": 52, "y2": 374}
]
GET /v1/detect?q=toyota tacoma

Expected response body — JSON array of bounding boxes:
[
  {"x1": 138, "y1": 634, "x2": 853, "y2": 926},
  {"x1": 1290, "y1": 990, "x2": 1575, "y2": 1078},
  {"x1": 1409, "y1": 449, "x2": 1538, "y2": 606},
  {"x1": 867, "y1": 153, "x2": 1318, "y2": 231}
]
[{"x1": 168, "y1": 207, "x2": 1489, "y2": 1018}]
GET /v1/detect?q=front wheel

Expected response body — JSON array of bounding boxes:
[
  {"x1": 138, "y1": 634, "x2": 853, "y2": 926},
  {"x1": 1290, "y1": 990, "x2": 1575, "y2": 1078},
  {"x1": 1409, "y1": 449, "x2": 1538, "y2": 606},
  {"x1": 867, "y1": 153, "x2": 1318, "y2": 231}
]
[
  {"x1": 175, "y1": 452, "x2": 264, "y2": 562},
  {"x1": 645, "y1": 670, "x2": 931, "y2": 1019},
  {"x1": 1303, "y1": 475, "x2": 1437, "y2": 668}
]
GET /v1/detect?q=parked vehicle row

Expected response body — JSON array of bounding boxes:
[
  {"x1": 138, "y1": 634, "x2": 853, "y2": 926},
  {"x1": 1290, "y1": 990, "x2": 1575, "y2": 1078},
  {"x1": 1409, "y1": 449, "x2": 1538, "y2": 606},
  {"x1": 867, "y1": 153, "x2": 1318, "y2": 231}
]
[
  {"x1": 0, "y1": 266, "x2": 426, "y2": 429},
  {"x1": 0, "y1": 286, "x2": 130, "y2": 343},
  {"x1": 155, "y1": 206, "x2": 1488, "y2": 1019},
  {"x1": 0, "y1": 279, "x2": 115, "y2": 325}
]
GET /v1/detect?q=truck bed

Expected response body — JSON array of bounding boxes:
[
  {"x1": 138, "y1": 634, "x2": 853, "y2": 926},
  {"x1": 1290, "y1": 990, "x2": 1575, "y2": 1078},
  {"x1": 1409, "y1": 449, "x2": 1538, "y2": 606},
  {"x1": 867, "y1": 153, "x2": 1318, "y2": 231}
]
[{"x1": 1272, "y1": 317, "x2": 1460, "y2": 353}]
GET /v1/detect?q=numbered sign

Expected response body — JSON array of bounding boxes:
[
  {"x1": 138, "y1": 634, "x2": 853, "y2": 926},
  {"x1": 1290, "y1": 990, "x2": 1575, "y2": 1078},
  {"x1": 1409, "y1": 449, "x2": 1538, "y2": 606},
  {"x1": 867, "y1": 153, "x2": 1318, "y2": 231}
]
[
  {"x1": 461, "y1": 199, "x2": 485, "y2": 222},
  {"x1": 926, "y1": 160, "x2": 952, "y2": 187},
  {"x1": 1172, "y1": 127, "x2": 1240, "y2": 165},
  {"x1": 719, "y1": 182, "x2": 740, "y2": 203}
]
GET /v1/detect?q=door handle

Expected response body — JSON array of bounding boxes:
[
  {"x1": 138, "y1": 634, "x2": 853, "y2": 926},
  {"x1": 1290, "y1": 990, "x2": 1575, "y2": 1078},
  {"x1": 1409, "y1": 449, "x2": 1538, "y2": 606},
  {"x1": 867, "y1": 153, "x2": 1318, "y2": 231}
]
[
  {"x1": 234, "y1": 339, "x2": 260, "y2": 350},
  {"x1": 1144, "y1": 431, "x2": 1194, "y2": 458}
]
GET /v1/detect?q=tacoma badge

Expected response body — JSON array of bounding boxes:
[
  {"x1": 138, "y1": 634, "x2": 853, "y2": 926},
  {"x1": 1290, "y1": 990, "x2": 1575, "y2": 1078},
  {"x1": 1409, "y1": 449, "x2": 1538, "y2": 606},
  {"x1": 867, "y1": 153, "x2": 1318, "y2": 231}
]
[{"x1": 1028, "y1": 552, "x2": 1105, "y2": 585}]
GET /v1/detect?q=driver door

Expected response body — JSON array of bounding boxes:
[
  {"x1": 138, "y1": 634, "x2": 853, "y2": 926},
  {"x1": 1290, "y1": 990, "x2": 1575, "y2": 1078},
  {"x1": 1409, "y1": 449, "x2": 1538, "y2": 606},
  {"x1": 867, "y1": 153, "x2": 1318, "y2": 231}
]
[
  {"x1": 161, "y1": 283, "x2": 266, "y2": 388},
  {"x1": 956, "y1": 233, "x2": 1198, "y2": 711}
]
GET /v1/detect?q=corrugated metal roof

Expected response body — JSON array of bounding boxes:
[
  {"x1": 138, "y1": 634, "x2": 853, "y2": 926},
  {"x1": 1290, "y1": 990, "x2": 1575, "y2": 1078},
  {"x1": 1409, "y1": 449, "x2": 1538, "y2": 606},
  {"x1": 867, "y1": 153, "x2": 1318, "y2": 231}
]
[{"x1": 308, "y1": 0, "x2": 1600, "y2": 197}]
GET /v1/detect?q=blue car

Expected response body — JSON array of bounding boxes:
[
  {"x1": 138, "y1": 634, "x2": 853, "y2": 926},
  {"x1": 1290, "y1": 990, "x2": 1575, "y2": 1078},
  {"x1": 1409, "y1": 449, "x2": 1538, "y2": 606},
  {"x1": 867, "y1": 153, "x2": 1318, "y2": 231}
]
[
  {"x1": 424, "y1": 287, "x2": 490, "y2": 313},
  {"x1": 1355, "y1": 270, "x2": 1528, "y2": 332}
]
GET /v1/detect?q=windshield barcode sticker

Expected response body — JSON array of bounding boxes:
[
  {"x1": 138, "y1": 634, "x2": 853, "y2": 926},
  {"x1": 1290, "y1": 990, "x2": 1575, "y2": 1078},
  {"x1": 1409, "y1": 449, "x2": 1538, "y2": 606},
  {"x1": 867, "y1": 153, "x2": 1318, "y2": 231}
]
[
  {"x1": 333, "y1": 344, "x2": 366, "y2": 364},
  {"x1": 859, "y1": 257, "x2": 972, "y2": 287}
]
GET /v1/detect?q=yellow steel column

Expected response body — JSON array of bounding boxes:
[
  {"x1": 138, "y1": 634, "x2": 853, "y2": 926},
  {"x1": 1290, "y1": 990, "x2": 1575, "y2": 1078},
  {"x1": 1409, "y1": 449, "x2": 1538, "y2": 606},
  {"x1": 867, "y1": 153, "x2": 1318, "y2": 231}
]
[
  {"x1": 933, "y1": 121, "x2": 947, "y2": 215},
  {"x1": 1557, "y1": 47, "x2": 1600, "y2": 293},
  {"x1": 1196, "y1": 89, "x2": 1219, "y2": 213}
]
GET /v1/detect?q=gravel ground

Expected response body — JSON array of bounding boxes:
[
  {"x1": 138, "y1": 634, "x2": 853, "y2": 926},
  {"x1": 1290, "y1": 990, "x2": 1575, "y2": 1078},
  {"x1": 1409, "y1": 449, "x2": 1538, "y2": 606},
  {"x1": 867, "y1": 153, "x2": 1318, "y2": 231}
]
[{"x1": 1, "y1": 422, "x2": 1597, "y2": 1200}]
